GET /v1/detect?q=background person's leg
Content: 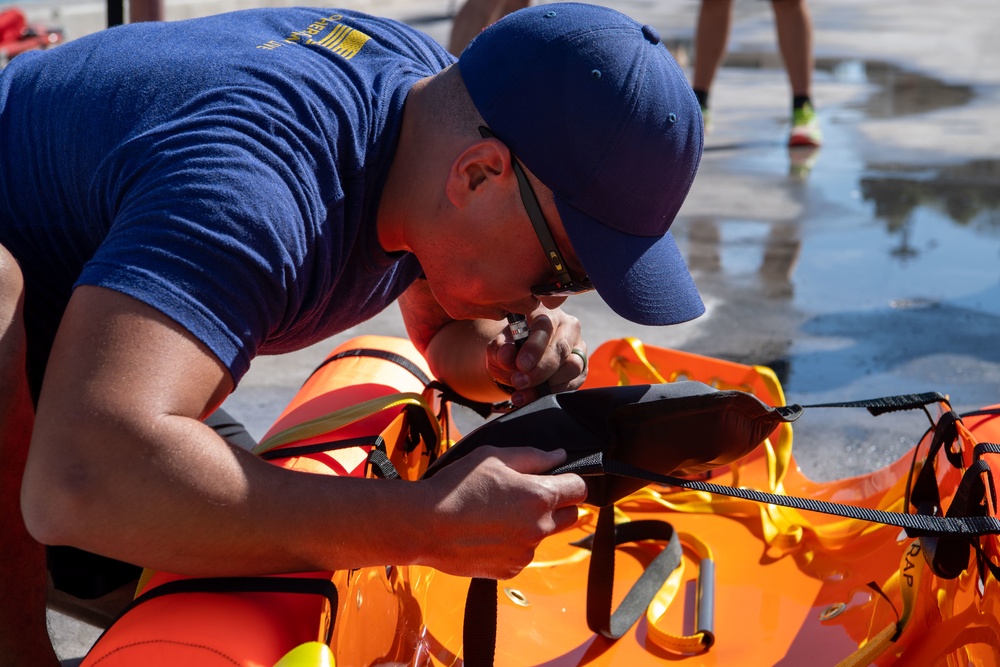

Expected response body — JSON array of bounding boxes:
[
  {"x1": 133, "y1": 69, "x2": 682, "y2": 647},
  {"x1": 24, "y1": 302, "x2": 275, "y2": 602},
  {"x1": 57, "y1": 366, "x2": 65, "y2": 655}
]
[
  {"x1": 772, "y1": 0, "x2": 822, "y2": 146},
  {"x1": 692, "y1": 0, "x2": 735, "y2": 111},
  {"x1": 772, "y1": 0, "x2": 814, "y2": 99}
]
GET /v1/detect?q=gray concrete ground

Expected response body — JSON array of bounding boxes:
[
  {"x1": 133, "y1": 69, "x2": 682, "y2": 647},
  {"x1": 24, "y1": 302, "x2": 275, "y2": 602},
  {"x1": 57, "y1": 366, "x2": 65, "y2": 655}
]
[{"x1": 4, "y1": 0, "x2": 998, "y2": 662}]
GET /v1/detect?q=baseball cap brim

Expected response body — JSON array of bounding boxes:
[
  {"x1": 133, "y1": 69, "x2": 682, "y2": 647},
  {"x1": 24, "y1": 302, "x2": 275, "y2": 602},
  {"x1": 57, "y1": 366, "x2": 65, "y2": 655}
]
[{"x1": 556, "y1": 196, "x2": 705, "y2": 326}]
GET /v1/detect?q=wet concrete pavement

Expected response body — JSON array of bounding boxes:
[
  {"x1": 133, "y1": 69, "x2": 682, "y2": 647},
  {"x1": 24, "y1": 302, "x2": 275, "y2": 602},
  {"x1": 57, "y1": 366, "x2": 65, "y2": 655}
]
[{"x1": 28, "y1": 0, "x2": 1000, "y2": 662}]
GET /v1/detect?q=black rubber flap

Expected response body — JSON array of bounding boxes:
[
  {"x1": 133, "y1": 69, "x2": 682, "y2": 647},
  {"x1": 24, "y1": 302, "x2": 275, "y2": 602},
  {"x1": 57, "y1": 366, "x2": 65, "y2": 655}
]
[{"x1": 423, "y1": 382, "x2": 796, "y2": 507}]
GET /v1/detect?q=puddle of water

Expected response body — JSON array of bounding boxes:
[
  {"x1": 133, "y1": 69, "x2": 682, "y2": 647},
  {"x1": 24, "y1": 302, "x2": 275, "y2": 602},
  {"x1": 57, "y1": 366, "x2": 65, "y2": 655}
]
[
  {"x1": 838, "y1": 60, "x2": 975, "y2": 119},
  {"x1": 793, "y1": 189, "x2": 1000, "y2": 315},
  {"x1": 682, "y1": 50, "x2": 1000, "y2": 462},
  {"x1": 694, "y1": 54, "x2": 1000, "y2": 315},
  {"x1": 723, "y1": 52, "x2": 977, "y2": 118},
  {"x1": 860, "y1": 160, "x2": 1000, "y2": 235}
]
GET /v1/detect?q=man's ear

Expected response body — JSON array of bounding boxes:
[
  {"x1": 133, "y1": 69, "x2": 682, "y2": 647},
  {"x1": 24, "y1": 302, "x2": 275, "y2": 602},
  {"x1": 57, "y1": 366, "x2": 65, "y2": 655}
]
[{"x1": 445, "y1": 140, "x2": 511, "y2": 208}]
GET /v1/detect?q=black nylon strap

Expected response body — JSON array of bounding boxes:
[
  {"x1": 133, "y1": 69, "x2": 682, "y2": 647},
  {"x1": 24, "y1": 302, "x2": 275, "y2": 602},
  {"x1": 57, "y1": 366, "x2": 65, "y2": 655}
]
[
  {"x1": 258, "y1": 435, "x2": 384, "y2": 461},
  {"x1": 365, "y1": 444, "x2": 400, "y2": 480},
  {"x1": 976, "y1": 442, "x2": 1000, "y2": 459},
  {"x1": 582, "y1": 507, "x2": 683, "y2": 639},
  {"x1": 921, "y1": 458, "x2": 991, "y2": 578},
  {"x1": 461, "y1": 512, "x2": 683, "y2": 666},
  {"x1": 307, "y1": 348, "x2": 431, "y2": 387},
  {"x1": 587, "y1": 506, "x2": 616, "y2": 637},
  {"x1": 975, "y1": 444, "x2": 1000, "y2": 515},
  {"x1": 799, "y1": 392, "x2": 948, "y2": 416},
  {"x1": 426, "y1": 380, "x2": 495, "y2": 420},
  {"x1": 549, "y1": 451, "x2": 609, "y2": 477},
  {"x1": 463, "y1": 578, "x2": 498, "y2": 667},
  {"x1": 93, "y1": 576, "x2": 339, "y2": 648},
  {"x1": 401, "y1": 403, "x2": 439, "y2": 454},
  {"x1": 599, "y1": 459, "x2": 1000, "y2": 537},
  {"x1": 972, "y1": 538, "x2": 1000, "y2": 582},
  {"x1": 909, "y1": 413, "x2": 960, "y2": 514}
]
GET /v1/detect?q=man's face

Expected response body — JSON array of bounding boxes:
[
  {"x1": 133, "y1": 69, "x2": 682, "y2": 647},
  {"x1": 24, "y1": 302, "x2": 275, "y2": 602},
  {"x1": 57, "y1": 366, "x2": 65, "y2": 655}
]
[{"x1": 416, "y1": 176, "x2": 585, "y2": 322}]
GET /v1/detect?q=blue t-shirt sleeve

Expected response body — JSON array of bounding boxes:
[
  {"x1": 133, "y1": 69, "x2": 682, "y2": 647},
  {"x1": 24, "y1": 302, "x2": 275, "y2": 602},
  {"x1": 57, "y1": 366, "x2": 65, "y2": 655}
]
[
  {"x1": 62, "y1": 9, "x2": 452, "y2": 384},
  {"x1": 78, "y1": 122, "x2": 320, "y2": 381}
]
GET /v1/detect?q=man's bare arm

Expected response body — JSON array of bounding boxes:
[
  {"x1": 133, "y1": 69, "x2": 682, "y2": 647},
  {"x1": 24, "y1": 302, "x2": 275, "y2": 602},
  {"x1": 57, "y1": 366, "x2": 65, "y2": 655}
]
[{"x1": 20, "y1": 286, "x2": 585, "y2": 579}]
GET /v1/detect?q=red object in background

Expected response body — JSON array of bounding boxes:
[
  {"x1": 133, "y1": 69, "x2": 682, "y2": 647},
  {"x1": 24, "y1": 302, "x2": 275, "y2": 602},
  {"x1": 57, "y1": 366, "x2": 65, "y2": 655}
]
[{"x1": 0, "y1": 8, "x2": 64, "y2": 64}]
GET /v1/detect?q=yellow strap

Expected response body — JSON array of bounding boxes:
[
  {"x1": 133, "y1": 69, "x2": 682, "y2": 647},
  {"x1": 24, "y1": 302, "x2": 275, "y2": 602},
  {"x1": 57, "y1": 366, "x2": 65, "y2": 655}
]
[
  {"x1": 251, "y1": 393, "x2": 435, "y2": 456},
  {"x1": 620, "y1": 337, "x2": 668, "y2": 383},
  {"x1": 645, "y1": 532, "x2": 715, "y2": 654},
  {"x1": 835, "y1": 541, "x2": 923, "y2": 667}
]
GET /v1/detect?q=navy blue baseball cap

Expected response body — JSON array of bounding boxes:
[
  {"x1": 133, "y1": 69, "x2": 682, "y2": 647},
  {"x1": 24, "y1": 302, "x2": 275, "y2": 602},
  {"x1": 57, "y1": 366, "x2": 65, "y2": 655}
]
[{"x1": 458, "y1": 2, "x2": 705, "y2": 326}]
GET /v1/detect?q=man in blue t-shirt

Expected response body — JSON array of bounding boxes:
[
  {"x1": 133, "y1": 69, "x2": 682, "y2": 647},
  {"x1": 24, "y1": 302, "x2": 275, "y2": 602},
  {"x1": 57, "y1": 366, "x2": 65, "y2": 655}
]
[{"x1": 0, "y1": 4, "x2": 703, "y2": 663}]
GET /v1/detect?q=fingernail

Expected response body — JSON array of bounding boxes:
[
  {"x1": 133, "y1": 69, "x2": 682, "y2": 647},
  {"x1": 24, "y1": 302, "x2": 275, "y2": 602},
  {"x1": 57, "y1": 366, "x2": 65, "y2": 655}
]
[{"x1": 512, "y1": 372, "x2": 530, "y2": 389}]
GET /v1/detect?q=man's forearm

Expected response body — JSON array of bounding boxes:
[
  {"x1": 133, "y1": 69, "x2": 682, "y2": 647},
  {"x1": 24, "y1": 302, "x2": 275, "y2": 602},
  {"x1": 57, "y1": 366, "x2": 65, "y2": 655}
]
[{"x1": 425, "y1": 318, "x2": 509, "y2": 402}]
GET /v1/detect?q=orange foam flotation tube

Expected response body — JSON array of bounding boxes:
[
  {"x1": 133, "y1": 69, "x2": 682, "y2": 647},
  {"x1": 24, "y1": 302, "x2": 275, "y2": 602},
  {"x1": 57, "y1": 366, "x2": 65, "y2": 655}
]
[
  {"x1": 81, "y1": 335, "x2": 452, "y2": 667},
  {"x1": 82, "y1": 335, "x2": 1000, "y2": 667}
]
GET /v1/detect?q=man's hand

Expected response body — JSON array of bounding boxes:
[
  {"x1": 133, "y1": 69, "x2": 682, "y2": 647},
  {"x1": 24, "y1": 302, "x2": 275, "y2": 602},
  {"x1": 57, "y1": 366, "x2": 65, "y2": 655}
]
[
  {"x1": 487, "y1": 306, "x2": 587, "y2": 406},
  {"x1": 414, "y1": 446, "x2": 587, "y2": 579},
  {"x1": 403, "y1": 278, "x2": 589, "y2": 404}
]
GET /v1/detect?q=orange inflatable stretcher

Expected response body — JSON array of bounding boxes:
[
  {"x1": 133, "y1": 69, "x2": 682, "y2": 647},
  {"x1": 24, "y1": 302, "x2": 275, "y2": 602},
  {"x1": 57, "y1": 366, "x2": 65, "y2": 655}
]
[{"x1": 81, "y1": 335, "x2": 1000, "y2": 666}]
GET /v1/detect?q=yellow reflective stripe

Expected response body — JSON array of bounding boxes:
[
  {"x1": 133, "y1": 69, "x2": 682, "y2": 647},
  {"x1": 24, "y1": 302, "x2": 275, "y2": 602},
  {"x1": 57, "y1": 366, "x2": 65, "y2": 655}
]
[{"x1": 251, "y1": 393, "x2": 434, "y2": 456}]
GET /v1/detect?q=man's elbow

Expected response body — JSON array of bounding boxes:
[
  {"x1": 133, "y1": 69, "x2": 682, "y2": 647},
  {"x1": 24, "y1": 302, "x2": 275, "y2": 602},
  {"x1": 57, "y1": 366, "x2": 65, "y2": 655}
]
[{"x1": 20, "y1": 442, "x2": 106, "y2": 547}]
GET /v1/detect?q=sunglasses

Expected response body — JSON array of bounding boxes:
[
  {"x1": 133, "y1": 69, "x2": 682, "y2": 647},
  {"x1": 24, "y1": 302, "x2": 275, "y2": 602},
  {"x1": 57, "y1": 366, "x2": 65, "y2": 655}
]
[{"x1": 478, "y1": 127, "x2": 594, "y2": 297}]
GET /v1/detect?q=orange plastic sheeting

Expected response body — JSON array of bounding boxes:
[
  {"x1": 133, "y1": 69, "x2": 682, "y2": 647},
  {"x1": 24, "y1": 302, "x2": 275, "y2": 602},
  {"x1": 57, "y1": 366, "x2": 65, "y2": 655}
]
[{"x1": 81, "y1": 337, "x2": 1000, "y2": 667}]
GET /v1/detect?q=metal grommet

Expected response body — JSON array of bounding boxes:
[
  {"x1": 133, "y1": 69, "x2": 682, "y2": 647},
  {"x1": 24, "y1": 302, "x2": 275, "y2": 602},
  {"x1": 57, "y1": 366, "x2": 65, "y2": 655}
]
[
  {"x1": 668, "y1": 112, "x2": 677, "y2": 123},
  {"x1": 819, "y1": 602, "x2": 847, "y2": 621},
  {"x1": 504, "y1": 587, "x2": 530, "y2": 607},
  {"x1": 591, "y1": 69, "x2": 602, "y2": 79},
  {"x1": 544, "y1": 10, "x2": 556, "y2": 17}
]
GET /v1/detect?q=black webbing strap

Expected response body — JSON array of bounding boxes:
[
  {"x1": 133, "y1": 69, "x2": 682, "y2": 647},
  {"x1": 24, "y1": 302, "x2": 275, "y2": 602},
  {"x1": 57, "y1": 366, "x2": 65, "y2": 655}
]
[
  {"x1": 798, "y1": 392, "x2": 948, "y2": 416},
  {"x1": 909, "y1": 411, "x2": 961, "y2": 515},
  {"x1": 921, "y1": 456, "x2": 991, "y2": 579},
  {"x1": 307, "y1": 348, "x2": 431, "y2": 387},
  {"x1": 401, "y1": 403, "x2": 440, "y2": 455},
  {"x1": 93, "y1": 575, "x2": 339, "y2": 648},
  {"x1": 258, "y1": 435, "x2": 384, "y2": 461},
  {"x1": 366, "y1": 442, "x2": 401, "y2": 480},
  {"x1": 427, "y1": 380, "x2": 496, "y2": 420},
  {"x1": 601, "y1": 458, "x2": 1000, "y2": 537},
  {"x1": 976, "y1": 442, "x2": 1000, "y2": 463},
  {"x1": 580, "y1": 507, "x2": 683, "y2": 639},
  {"x1": 433, "y1": 393, "x2": 998, "y2": 665},
  {"x1": 463, "y1": 578, "x2": 498, "y2": 667},
  {"x1": 460, "y1": 510, "x2": 683, "y2": 666}
]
